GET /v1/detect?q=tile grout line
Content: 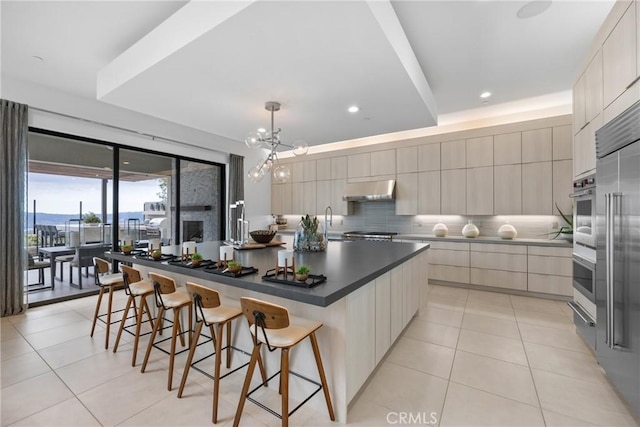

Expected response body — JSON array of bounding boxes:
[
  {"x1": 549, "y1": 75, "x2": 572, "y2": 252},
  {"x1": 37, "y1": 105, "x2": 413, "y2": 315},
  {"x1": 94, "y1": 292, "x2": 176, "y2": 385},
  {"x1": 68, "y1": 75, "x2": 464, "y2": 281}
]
[{"x1": 510, "y1": 294, "x2": 548, "y2": 427}]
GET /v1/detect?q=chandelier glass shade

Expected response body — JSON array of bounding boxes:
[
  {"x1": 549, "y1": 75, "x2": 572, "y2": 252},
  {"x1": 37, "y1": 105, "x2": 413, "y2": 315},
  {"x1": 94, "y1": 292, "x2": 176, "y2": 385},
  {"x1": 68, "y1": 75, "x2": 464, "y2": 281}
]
[{"x1": 244, "y1": 101, "x2": 308, "y2": 183}]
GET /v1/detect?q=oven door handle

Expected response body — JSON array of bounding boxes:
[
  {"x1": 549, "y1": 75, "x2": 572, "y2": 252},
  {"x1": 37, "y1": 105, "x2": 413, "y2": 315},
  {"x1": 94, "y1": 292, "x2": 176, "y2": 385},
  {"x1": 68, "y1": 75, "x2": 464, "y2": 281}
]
[
  {"x1": 569, "y1": 189, "x2": 593, "y2": 198},
  {"x1": 567, "y1": 302, "x2": 595, "y2": 326}
]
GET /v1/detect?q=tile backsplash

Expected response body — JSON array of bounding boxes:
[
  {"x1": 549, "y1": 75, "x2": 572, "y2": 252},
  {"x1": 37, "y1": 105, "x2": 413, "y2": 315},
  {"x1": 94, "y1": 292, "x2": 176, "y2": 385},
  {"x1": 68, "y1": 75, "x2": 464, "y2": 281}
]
[{"x1": 281, "y1": 201, "x2": 568, "y2": 240}]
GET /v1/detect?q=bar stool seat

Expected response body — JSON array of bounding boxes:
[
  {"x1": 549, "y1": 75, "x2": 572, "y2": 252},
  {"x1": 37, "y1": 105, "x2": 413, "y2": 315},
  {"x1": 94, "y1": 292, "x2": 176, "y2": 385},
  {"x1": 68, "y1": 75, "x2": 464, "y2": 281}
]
[
  {"x1": 178, "y1": 283, "x2": 267, "y2": 424},
  {"x1": 250, "y1": 317, "x2": 322, "y2": 348},
  {"x1": 234, "y1": 297, "x2": 335, "y2": 427},
  {"x1": 90, "y1": 257, "x2": 124, "y2": 350},
  {"x1": 112, "y1": 265, "x2": 155, "y2": 366}
]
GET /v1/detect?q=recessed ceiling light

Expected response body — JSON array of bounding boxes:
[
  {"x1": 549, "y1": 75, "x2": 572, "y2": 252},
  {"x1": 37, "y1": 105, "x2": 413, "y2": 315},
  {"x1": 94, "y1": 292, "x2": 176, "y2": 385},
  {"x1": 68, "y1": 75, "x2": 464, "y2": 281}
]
[
  {"x1": 517, "y1": 0, "x2": 552, "y2": 19},
  {"x1": 480, "y1": 92, "x2": 492, "y2": 99},
  {"x1": 257, "y1": 127, "x2": 266, "y2": 133},
  {"x1": 348, "y1": 106, "x2": 360, "y2": 113}
]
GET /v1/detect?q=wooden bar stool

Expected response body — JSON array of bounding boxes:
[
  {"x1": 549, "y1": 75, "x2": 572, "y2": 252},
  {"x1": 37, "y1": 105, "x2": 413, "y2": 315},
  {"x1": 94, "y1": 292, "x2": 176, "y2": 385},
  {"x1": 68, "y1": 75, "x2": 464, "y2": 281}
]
[
  {"x1": 177, "y1": 283, "x2": 268, "y2": 423},
  {"x1": 233, "y1": 297, "x2": 335, "y2": 427},
  {"x1": 90, "y1": 257, "x2": 125, "y2": 349},
  {"x1": 141, "y1": 272, "x2": 192, "y2": 391},
  {"x1": 112, "y1": 265, "x2": 155, "y2": 366}
]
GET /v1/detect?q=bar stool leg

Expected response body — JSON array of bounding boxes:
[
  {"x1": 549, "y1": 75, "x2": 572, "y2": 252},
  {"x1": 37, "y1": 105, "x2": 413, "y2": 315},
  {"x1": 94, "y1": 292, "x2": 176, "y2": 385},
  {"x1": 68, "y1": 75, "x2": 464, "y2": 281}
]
[
  {"x1": 168, "y1": 307, "x2": 181, "y2": 391},
  {"x1": 310, "y1": 332, "x2": 335, "y2": 420},
  {"x1": 233, "y1": 343, "x2": 262, "y2": 427},
  {"x1": 141, "y1": 307, "x2": 165, "y2": 373},
  {"x1": 113, "y1": 294, "x2": 133, "y2": 353},
  {"x1": 90, "y1": 287, "x2": 105, "y2": 337},
  {"x1": 226, "y1": 321, "x2": 232, "y2": 368},
  {"x1": 212, "y1": 322, "x2": 224, "y2": 423},
  {"x1": 177, "y1": 320, "x2": 204, "y2": 398},
  {"x1": 281, "y1": 348, "x2": 290, "y2": 427},
  {"x1": 105, "y1": 286, "x2": 115, "y2": 349},
  {"x1": 132, "y1": 296, "x2": 153, "y2": 366}
]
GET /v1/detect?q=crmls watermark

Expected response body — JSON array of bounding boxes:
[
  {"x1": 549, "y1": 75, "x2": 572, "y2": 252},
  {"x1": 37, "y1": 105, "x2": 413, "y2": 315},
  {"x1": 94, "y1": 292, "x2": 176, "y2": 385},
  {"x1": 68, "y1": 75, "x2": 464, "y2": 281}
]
[{"x1": 386, "y1": 411, "x2": 438, "y2": 425}]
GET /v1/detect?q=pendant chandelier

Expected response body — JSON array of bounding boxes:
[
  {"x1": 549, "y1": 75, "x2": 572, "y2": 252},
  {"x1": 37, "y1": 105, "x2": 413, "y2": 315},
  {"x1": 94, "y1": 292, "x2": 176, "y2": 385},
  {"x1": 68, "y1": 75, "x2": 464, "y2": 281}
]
[{"x1": 245, "y1": 101, "x2": 308, "y2": 184}]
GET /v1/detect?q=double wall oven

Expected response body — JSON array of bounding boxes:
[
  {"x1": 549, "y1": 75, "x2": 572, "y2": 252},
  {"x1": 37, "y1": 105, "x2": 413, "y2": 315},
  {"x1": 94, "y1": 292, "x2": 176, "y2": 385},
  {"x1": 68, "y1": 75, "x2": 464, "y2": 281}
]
[{"x1": 568, "y1": 174, "x2": 597, "y2": 350}]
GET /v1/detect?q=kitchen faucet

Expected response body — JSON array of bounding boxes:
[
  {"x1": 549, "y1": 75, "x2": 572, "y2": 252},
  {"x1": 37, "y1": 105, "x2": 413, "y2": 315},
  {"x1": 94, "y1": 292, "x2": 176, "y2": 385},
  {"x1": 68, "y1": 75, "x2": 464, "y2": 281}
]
[{"x1": 324, "y1": 205, "x2": 333, "y2": 242}]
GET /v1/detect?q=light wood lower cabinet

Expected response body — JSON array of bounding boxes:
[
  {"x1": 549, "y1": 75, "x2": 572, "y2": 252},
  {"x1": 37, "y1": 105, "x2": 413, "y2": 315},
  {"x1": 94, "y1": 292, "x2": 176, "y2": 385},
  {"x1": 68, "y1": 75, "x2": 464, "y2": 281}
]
[
  {"x1": 428, "y1": 241, "x2": 572, "y2": 297},
  {"x1": 527, "y1": 246, "x2": 573, "y2": 296},
  {"x1": 375, "y1": 272, "x2": 391, "y2": 365}
]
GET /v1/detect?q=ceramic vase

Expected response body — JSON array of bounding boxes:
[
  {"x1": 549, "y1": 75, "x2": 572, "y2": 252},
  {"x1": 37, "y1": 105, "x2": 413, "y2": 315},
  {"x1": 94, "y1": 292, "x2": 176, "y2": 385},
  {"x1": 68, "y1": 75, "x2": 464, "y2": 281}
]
[
  {"x1": 462, "y1": 221, "x2": 479, "y2": 238},
  {"x1": 433, "y1": 223, "x2": 448, "y2": 237},
  {"x1": 498, "y1": 224, "x2": 517, "y2": 239}
]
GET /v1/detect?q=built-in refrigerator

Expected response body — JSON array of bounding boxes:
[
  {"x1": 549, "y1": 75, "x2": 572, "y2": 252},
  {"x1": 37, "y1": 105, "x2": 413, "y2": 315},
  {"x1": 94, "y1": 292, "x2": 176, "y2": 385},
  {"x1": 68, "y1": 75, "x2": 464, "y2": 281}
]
[{"x1": 595, "y1": 99, "x2": 640, "y2": 418}]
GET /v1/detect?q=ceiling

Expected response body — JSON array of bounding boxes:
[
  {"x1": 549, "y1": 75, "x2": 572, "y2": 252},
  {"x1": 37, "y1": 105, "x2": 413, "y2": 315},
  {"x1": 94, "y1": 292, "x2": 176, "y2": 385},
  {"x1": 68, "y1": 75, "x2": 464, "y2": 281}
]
[{"x1": 2, "y1": 1, "x2": 614, "y2": 147}]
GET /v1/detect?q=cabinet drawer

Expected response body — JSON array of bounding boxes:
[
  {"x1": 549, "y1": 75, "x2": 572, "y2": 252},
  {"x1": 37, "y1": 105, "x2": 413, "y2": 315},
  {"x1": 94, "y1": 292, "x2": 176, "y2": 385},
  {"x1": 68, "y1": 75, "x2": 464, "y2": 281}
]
[
  {"x1": 469, "y1": 243, "x2": 527, "y2": 254},
  {"x1": 430, "y1": 249, "x2": 470, "y2": 267},
  {"x1": 430, "y1": 265, "x2": 470, "y2": 284},
  {"x1": 470, "y1": 252, "x2": 527, "y2": 272},
  {"x1": 527, "y1": 246, "x2": 572, "y2": 257},
  {"x1": 527, "y1": 273, "x2": 572, "y2": 296},
  {"x1": 528, "y1": 255, "x2": 572, "y2": 277},
  {"x1": 428, "y1": 241, "x2": 470, "y2": 251},
  {"x1": 470, "y1": 268, "x2": 527, "y2": 291}
]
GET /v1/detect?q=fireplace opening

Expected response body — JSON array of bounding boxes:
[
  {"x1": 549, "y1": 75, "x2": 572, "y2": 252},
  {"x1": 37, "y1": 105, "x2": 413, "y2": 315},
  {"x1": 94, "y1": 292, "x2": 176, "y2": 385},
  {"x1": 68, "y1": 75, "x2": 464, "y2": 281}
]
[{"x1": 183, "y1": 221, "x2": 203, "y2": 243}]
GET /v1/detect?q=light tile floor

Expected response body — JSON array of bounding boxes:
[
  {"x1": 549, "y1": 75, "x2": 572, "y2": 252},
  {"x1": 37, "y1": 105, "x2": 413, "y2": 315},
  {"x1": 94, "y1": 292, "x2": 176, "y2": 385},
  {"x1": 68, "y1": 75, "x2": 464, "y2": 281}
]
[{"x1": 1, "y1": 285, "x2": 638, "y2": 426}]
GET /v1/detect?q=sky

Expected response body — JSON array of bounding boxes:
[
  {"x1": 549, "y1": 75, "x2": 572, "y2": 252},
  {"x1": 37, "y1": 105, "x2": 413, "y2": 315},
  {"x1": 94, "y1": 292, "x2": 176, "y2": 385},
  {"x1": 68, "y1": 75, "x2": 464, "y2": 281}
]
[{"x1": 28, "y1": 173, "x2": 164, "y2": 214}]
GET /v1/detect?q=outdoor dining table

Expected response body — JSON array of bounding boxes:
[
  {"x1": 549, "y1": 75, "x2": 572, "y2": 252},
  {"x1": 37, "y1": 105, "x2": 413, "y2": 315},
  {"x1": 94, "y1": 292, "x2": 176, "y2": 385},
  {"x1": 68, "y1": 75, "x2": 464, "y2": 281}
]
[{"x1": 38, "y1": 246, "x2": 76, "y2": 289}]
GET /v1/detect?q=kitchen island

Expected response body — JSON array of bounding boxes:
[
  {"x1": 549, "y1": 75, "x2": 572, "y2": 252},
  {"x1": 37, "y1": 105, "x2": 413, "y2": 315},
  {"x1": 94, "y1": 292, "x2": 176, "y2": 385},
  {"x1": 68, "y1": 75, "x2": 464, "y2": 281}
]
[{"x1": 107, "y1": 238, "x2": 429, "y2": 423}]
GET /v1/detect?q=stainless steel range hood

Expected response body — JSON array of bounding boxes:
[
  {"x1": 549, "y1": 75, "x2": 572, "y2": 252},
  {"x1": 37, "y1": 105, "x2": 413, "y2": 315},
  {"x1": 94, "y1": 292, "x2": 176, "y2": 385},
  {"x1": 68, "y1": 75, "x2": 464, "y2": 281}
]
[{"x1": 342, "y1": 179, "x2": 396, "y2": 202}]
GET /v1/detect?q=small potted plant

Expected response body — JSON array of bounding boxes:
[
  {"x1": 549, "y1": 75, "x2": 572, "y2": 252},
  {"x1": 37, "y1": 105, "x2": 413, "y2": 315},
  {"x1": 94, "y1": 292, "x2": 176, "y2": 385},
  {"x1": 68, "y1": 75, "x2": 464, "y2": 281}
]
[
  {"x1": 190, "y1": 252, "x2": 204, "y2": 267},
  {"x1": 121, "y1": 244, "x2": 133, "y2": 255},
  {"x1": 227, "y1": 260, "x2": 242, "y2": 275},
  {"x1": 151, "y1": 249, "x2": 162, "y2": 260},
  {"x1": 295, "y1": 265, "x2": 310, "y2": 282}
]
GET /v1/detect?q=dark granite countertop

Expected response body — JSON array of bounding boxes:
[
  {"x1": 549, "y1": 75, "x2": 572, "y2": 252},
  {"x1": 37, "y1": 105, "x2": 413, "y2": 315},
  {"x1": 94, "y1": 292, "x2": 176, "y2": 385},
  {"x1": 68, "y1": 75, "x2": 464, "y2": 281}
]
[{"x1": 106, "y1": 238, "x2": 429, "y2": 307}]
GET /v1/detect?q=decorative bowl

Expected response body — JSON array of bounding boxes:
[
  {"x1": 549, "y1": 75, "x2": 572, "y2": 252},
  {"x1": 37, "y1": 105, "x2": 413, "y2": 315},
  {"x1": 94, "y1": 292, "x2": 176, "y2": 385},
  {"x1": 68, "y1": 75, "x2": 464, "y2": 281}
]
[
  {"x1": 191, "y1": 258, "x2": 203, "y2": 267},
  {"x1": 250, "y1": 230, "x2": 277, "y2": 244},
  {"x1": 151, "y1": 251, "x2": 162, "y2": 260},
  {"x1": 295, "y1": 273, "x2": 309, "y2": 282},
  {"x1": 122, "y1": 246, "x2": 133, "y2": 254}
]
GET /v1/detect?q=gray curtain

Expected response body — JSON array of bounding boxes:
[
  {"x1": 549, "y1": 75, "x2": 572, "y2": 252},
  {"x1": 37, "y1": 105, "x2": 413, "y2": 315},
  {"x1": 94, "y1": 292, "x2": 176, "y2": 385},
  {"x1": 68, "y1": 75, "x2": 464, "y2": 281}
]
[
  {"x1": 228, "y1": 154, "x2": 244, "y2": 241},
  {"x1": 1, "y1": 99, "x2": 28, "y2": 316}
]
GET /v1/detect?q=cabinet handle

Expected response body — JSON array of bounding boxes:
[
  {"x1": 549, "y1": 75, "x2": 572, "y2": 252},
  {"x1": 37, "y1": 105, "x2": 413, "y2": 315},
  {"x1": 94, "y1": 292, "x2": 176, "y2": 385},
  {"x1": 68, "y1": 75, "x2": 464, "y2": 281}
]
[
  {"x1": 578, "y1": 121, "x2": 590, "y2": 132},
  {"x1": 626, "y1": 75, "x2": 640, "y2": 90}
]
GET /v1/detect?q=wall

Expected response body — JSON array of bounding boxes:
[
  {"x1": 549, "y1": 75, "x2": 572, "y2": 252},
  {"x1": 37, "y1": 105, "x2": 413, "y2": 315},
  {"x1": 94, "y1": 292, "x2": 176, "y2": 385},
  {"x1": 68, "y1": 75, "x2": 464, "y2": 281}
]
[{"x1": 1, "y1": 76, "x2": 273, "y2": 230}]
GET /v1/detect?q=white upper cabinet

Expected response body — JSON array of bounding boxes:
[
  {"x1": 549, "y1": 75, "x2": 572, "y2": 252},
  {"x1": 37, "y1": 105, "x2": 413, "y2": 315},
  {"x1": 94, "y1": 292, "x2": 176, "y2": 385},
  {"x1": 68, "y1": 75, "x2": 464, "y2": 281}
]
[
  {"x1": 348, "y1": 153, "x2": 370, "y2": 179},
  {"x1": 316, "y1": 158, "x2": 332, "y2": 181},
  {"x1": 522, "y1": 128, "x2": 552, "y2": 163},
  {"x1": 418, "y1": 171, "x2": 440, "y2": 214},
  {"x1": 396, "y1": 146, "x2": 418, "y2": 174},
  {"x1": 441, "y1": 169, "x2": 466, "y2": 214},
  {"x1": 585, "y1": 50, "x2": 603, "y2": 124},
  {"x1": 441, "y1": 140, "x2": 466, "y2": 170},
  {"x1": 466, "y1": 136, "x2": 493, "y2": 168},
  {"x1": 494, "y1": 164, "x2": 522, "y2": 215},
  {"x1": 466, "y1": 167, "x2": 493, "y2": 215},
  {"x1": 522, "y1": 162, "x2": 553, "y2": 214},
  {"x1": 316, "y1": 180, "x2": 331, "y2": 215},
  {"x1": 603, "y1": 2, "x2": 637, "y2": 108},
  {"x1": 574, "y1": 73, "x2": 587, "y2": 135},
  {"x1": 303, "y1": 160, "x2": 316, "y2": 182},
  {"x1": 552, "y1": 125, "x2": 573, "y2": 161},
  {"x1": 395, "y1": 173, "x2": 418, "y2": 215},
  {"x1": 418, "y1": 143, "x2": 440, "y2": 171},
  {"x1": 494, "y1": 132, "x2": 521, "y2": 165},
  {"x1": 331, "y1": 156, "x2": 347, "y2": 180},
  {"x1": 291, "y1": 162, "x2": 305, "y2": 183},
  {"x1": 371, "y1": 149, "x2": 396, "y2": 177}
]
